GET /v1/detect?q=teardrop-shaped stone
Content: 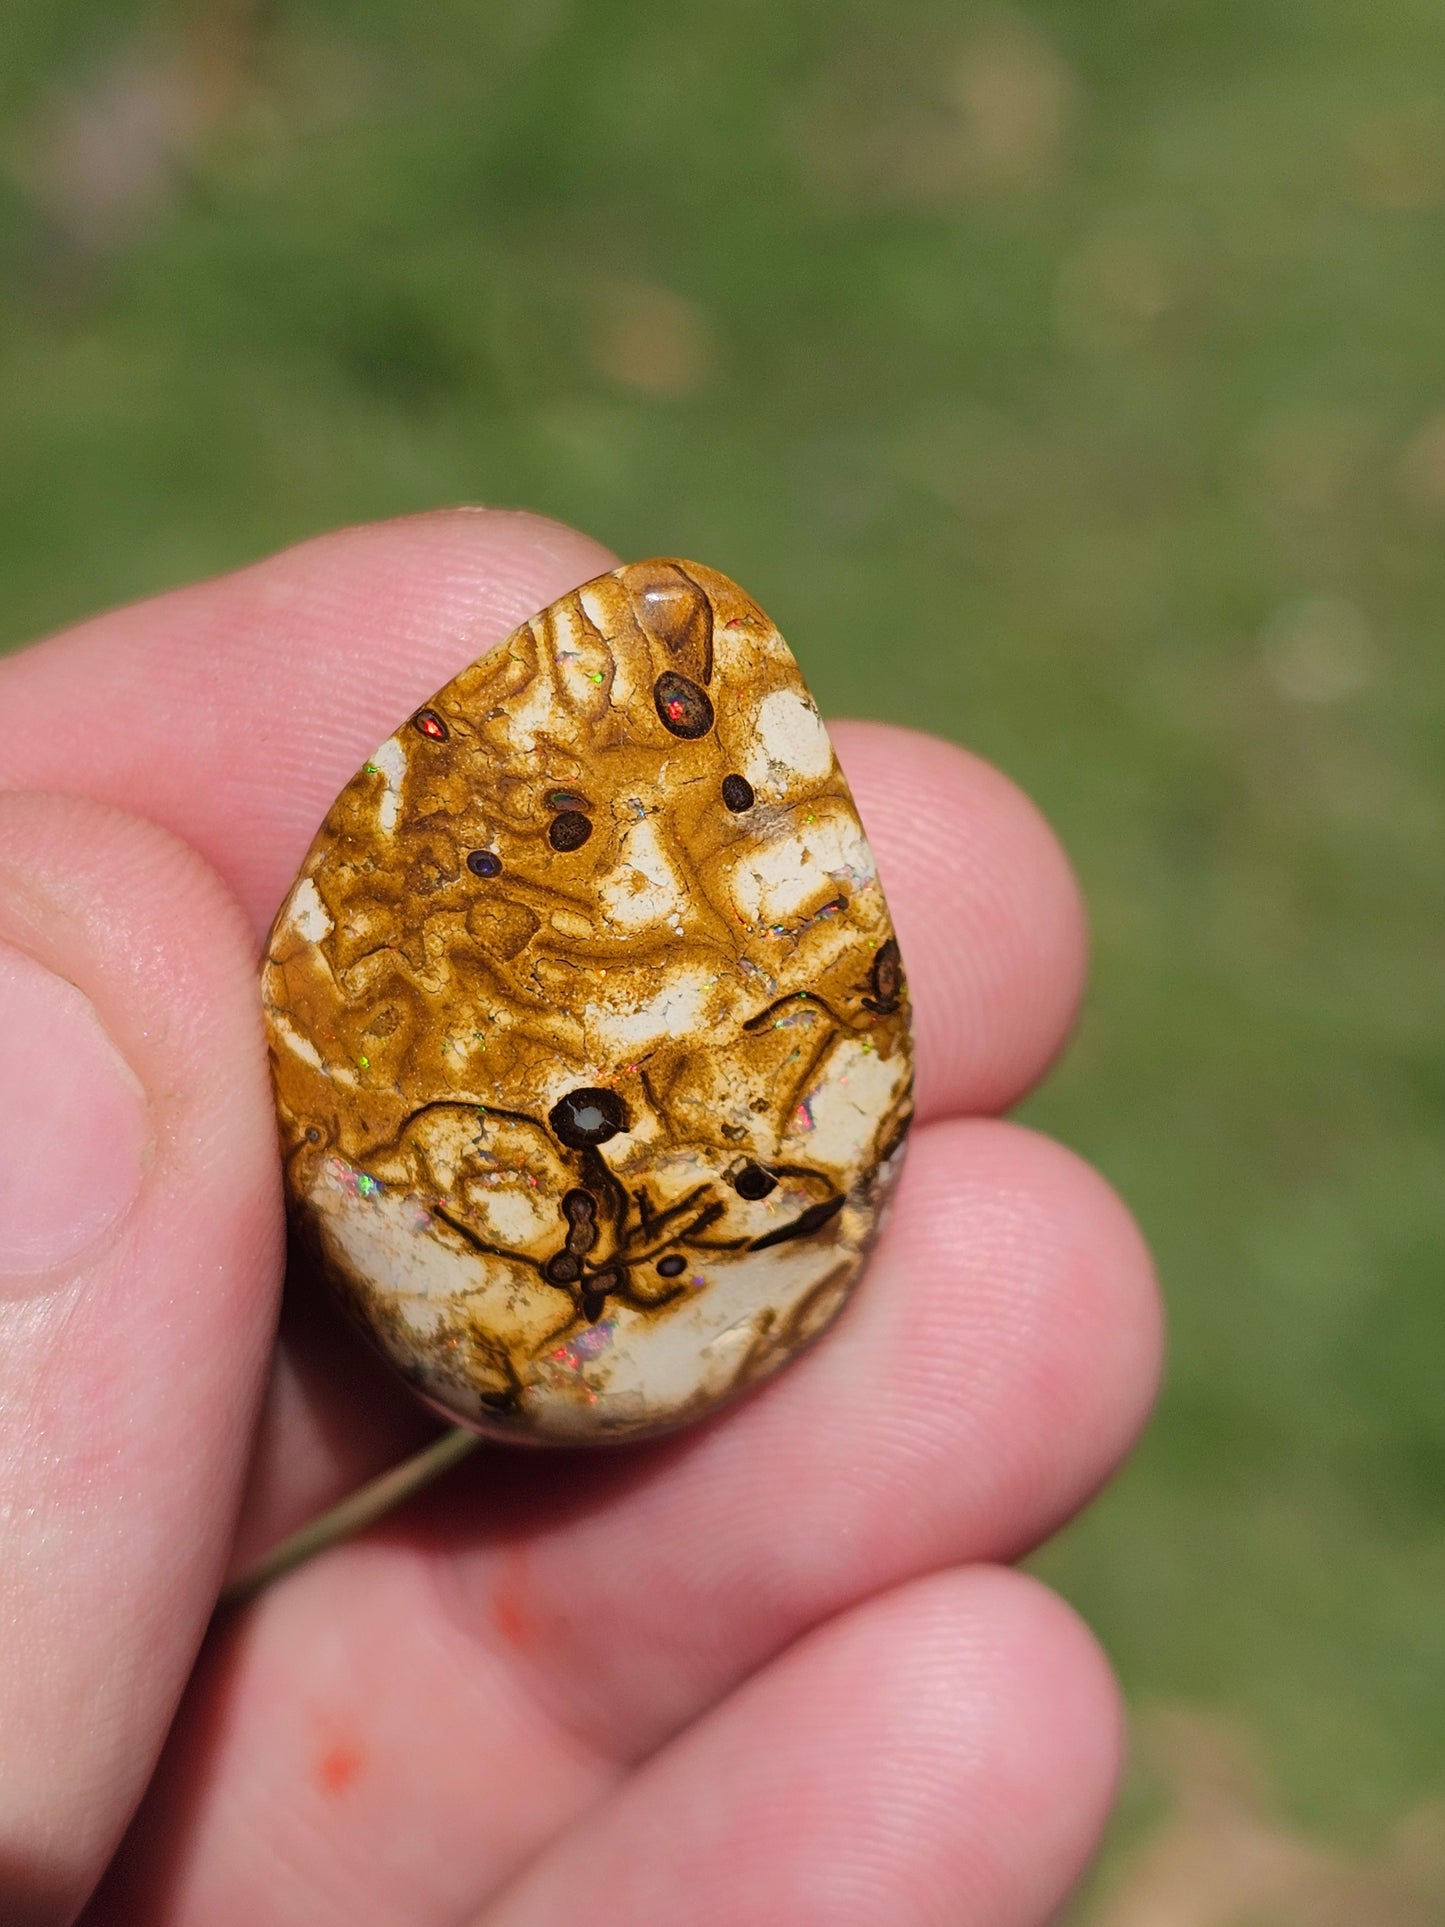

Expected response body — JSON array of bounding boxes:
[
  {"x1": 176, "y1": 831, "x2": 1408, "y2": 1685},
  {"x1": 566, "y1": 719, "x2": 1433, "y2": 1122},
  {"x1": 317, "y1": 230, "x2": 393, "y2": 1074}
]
[{"x1": 263, "y1": 560, "x2": 913, "y2": 1444}]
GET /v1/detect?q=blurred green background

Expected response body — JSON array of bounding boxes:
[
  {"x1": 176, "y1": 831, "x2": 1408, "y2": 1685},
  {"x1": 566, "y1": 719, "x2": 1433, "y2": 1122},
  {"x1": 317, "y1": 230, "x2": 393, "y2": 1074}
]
[{"x1": 4, "y1": 0, "x2": 1443, "y2": 1915}]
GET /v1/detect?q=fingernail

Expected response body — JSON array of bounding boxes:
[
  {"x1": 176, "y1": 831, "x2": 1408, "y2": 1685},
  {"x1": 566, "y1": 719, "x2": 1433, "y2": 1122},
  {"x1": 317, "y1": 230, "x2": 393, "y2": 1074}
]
[{"x1": 0, "y1": 940, "x2": 149, "y2": 1279}]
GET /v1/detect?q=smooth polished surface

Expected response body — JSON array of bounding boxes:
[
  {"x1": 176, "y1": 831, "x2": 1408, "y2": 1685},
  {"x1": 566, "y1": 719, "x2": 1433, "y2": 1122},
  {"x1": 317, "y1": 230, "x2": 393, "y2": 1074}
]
[{"x1": 264, "y1": 560, "x2": 913, "y2": 1442}]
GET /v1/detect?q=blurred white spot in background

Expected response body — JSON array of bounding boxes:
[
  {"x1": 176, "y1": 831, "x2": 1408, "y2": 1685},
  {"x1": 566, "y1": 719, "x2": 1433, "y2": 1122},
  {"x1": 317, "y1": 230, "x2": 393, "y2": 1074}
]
[
  {"x1": 797, "y1": 9, "x2": 1078, "y2": 209},
  {"x1": 1055, "y1": 222, "x2": 1177, "y2": 356},
  {"x1": 1260, "y1": 594, "x2": 1376, "y2": 705},
  {"x1": 587, "y1": 280, "x2": 721, "y2": 399},
  {"x1": 1399, "y1": 408, "x2": 1445, "y2": 517}
]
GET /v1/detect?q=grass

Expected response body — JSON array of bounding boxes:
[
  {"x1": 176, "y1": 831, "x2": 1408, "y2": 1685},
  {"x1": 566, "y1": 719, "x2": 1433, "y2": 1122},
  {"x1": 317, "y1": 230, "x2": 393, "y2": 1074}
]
[{"x1": 4, "y1": 0, "x2": 1443, "y2": 1908}]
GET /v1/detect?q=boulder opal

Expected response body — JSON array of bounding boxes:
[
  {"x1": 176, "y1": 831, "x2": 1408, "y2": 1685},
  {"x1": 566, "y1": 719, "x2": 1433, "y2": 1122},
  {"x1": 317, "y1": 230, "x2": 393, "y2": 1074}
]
[{"x1": 263, "y1": 560, "x2": 913, "y2": 1443}]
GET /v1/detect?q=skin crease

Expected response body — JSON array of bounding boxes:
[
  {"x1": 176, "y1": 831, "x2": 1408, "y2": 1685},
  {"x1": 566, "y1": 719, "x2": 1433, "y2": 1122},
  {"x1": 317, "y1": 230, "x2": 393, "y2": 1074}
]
[{"x1": 0, "y1": 511, "x2": 1162, "y2": 1927}]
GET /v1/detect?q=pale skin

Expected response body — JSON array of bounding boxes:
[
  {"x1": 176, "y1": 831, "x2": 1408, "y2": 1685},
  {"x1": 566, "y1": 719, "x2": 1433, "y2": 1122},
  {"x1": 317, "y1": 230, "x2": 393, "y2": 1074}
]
[{"x1": 0, "y1": 511, "x2": 1163, "y2": 1927}]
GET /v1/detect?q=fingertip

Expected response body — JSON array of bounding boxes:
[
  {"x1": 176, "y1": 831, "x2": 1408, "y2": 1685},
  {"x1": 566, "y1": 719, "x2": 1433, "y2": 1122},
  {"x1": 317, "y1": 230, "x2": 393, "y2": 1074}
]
[
  {"x1": 3, "y1": 508, "x2": 622, "y2": 937},
  {"x1": 745, "y1": 1563, "x2": 1128, "y2": 1925},
  {"x1": 987, "y1": 1122, "x2": 1165, "y2": 1530},
  {"x1": 240, "y1": 507, "x2": 620, "y2": 649},
  {"x1": 934, "y1": 1564, "x2": 1126, "y2": 1907},
  {"x1": 868, "y1": 1117, "x2": 1163, "y2": 1555},
  {"x1": 764, "y1": 1563, "x2": 1126, "y2": 1926}
]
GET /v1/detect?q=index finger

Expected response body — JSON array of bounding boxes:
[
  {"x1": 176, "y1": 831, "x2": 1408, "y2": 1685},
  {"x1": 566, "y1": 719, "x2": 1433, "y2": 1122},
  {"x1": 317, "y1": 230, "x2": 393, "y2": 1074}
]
[
  {"x1": 1, "y1": 512, "x2": 617, "y2": 939},
  {"x1": 0, "y1": 509, "x2": 1085, "y2": 1122}
]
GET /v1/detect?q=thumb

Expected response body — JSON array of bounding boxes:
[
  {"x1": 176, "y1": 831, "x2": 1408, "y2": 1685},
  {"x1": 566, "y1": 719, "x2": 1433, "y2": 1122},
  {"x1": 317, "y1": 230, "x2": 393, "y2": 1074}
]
[{"x1": 0, "y1": 792, "x2": 282, "y2": 1923}]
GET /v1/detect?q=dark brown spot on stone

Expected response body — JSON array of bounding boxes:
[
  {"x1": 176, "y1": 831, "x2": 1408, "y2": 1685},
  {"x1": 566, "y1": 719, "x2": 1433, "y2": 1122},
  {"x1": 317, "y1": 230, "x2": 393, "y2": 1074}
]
[
  {"x1": 732, "y1": 1161, "x2": 778, "y2": 1201},
  {"x1": 550, "y1": 1087, "x2": 628, "y2": 1149},
  {"x1": 546, "y1": 1189, "x2": 601, "y2": 1288},
  {"x1": 561, "y1": 1189, "x2": 599, "y2": 1254},
  {"x1": 653, "y1": 672, "x2": 714, "y2": 739},
  {"x1": 656, "y1": 1253, "x2": 687, "y2": 1277},
  {"x1": 721, "y1": 773, "x2": 755, "y2": 812},
  {"x1": 548, "y1": 811, "x2": 593, "y2": 852},
  {"x1": 863, "y1": 937, "x2": 904, "y2": 1015},
  {"x1": 581, "y1": 1264, "x2": 623, "y2": 1324},
  {"x1": 873, "y1": 939, "x2": 900, "y2": 1000}
]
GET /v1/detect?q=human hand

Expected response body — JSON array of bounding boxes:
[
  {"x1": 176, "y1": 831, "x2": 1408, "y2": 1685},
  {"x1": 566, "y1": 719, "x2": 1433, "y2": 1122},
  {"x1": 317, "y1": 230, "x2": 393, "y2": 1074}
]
[{"x1": 0, "y1": 512, "x2": 1161, "y2": 1926}]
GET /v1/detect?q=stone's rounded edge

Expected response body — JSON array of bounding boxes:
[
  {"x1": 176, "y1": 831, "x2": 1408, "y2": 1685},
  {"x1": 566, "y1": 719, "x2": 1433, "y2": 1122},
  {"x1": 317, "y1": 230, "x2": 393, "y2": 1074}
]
[{"x1": 261, "y1": 555, "x2": 915, "y2": 1449}]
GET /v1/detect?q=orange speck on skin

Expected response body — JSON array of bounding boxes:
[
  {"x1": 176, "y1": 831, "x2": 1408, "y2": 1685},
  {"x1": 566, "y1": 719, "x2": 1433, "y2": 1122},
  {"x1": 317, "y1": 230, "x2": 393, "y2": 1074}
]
[
  {"x1": 316, "y1": 1737, "x2": 365, "y2": 1797},
  {"x1": 492, "y1": 1546, "x2": 542, "y2": 1651},
  {"x1": 493, "y1": 1587, "x2": 530, "y2": 1646}
]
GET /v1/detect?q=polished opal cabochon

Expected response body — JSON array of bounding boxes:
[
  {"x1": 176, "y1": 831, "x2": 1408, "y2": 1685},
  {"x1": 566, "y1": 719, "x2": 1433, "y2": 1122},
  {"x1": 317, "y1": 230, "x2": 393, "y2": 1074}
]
[{"x1": 263, "y1": 560, "x2": 913, "y2": 1444}]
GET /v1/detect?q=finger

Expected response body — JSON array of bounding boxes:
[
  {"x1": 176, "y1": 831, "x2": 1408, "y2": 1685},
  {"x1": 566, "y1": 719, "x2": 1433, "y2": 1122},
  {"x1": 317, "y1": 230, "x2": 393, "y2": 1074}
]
[
  {"x1": 481, "y1": 1569, "x2": 1122, "y2": 1927},
  {"x1": 98, "y1": 1120, "x2": 1159, "y2": 1919},
  {"x1": 0, "y1": 793, "x2": 282, "y2": 1919},
  {"x1": 0, "y1": 511, "x2": 621, "y2": 938}
]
